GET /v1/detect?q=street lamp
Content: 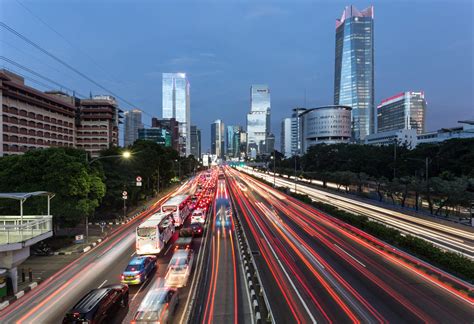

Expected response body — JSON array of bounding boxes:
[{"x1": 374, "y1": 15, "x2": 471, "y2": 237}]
[
  {"x1": 84, "y1": 150, "x2": 131, "y2": 241},
  {"x1": 174, "y1": 159, "x2": 181, "y2": 180},
  {"x1": 86, "y1": 150, "x2": 132, "y2": 165}
]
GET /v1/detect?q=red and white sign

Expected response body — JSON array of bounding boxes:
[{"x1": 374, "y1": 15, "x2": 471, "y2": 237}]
[
  {"x1": 122, "y1": 191, "x2": 128, "y2": 196},
  {"x1": 136, "y1": 176, "x2": 142, "y2": 182}
]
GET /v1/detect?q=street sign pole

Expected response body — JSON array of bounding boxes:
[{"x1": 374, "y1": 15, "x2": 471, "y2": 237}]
[{"x1": 122, "y1": 191, "x2": 128, "y2": 220}]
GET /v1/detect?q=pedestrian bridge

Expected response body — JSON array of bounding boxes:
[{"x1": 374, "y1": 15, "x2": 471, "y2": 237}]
[{"x1": 0, "y1": 192, "x2": 54, "y2": 293}]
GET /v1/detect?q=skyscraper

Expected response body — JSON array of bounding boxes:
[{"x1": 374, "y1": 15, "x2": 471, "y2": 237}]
[
  {"x1": 291, "y1": 108, "x2": 306, "y2": 156},
  {"x1": 281, "y1": 118, "x2": 292, "y2": 158},
  {"x1": 162, "y1": 73, "x2": 190, "y2": 156},
  {"x1": 226, "y1": 125, "x2": 242, "y2": 159},
  {"x1": 124, "y1": 109, "x2": 143, "y2": 146},
  {"x1": 334, "y1": 5, "x2": 374, "y2": 142},
  {"x1": 190, "y1": 125, "x2": 201, "y2": 159},
  {"x1": 211, "y1": 119, "x2": 224, "y2": 159},
  {"x1": 377, "y1": 91, "x2": 427, "y2": 134},
  {"x1": 247, "y1": 85, "x2": 271, "y2": 155}
]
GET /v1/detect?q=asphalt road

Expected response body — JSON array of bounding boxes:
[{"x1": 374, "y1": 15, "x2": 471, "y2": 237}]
[
  {"x1": 0, "y1": 179, "x2": 204, "y2": 324},
  {"x1": 191, "y1": 179, "x2": 252, "y2": 324},
  {"x1": 226, "y1": 167, "x2": 473, "y2": 323},
  {"x1": 241, "y1": 167, "x2": 474, "y2": 258}
]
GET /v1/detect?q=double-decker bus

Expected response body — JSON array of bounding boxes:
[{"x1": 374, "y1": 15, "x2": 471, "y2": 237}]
[
  {"x1": 136, "y1": 212, "x2": 175, "y2": 255},
  {"x1": 161, "y1": 195, "x2": 191, "y2": 227}
]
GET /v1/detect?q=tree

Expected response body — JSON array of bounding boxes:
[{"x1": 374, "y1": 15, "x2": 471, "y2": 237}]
[{"x1": 0, "y1": 148, "x2": 106, "y2": 227}]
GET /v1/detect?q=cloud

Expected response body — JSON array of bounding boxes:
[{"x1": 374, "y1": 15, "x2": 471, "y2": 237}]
[
  {"x1": 245, "y1": 5, "x2": 288, "y2": 20},
  {"x1": 169, "y1": 56, "x2": 199, "y2": 65}
]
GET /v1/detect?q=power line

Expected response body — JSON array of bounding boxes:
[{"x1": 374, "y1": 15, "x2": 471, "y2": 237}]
[
  {"x1": 14, "y1": 0, "x2": 125, "y2": 88},
  {"x1": 0, "y1": 22, "x2": 137, "y2": 108},
  {"x1": 0, "y1": 56, "x2": 86, "y2": 97}
]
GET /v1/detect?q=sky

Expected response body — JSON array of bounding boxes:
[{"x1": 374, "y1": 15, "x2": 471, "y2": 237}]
[{"x1": 1, "y1": 0, "x2": 473, "y2": 152}]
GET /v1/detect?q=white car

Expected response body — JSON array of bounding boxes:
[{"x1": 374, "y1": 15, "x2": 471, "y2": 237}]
[
  {"x1": 190, "y1": 209, "x2": 206, "y2": 224},
  {"x1": 165, "y1": 249, "x2": 194, "y2": 288}
]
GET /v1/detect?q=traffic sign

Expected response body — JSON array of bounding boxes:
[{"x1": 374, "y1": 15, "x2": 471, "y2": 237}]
[
  {"x1": 136, "y1": 176, "x2": 142, "y2": 182},
  {"x1": 136, "y1": 181, "x2": 142, "y2": 187},
  {"x1": 122, "y1": 191, "x2": 128, "y2": 196}
]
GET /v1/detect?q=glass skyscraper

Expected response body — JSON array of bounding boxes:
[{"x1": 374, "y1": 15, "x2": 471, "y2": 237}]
[
  {"x1": 211, "y1": 119, "x2": 224, "y2": 159},
  {"x1": 334, "y1": 5, "x2": 374, "y2": 142},
  {"x1": 226, "y1": 125, "x2": 242, "y2": 159},
  {"x1": 247, "y1": 85, "x2": 271, "y2": 155},
  {"x1": 162, "y1": 73, "x2": 190, "y2": 156}
]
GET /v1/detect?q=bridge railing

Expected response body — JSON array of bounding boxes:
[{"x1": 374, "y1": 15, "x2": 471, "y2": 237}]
[{"x1": 0, "y1": 215, "x2": 53, "y2": 245}]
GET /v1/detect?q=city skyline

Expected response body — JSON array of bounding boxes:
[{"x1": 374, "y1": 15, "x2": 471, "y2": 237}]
[{"x1": 2, "y1": 1, "x2": 472, "y2": 152}]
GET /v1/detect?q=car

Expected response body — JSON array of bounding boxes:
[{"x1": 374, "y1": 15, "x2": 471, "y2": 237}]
[
  {"x1": 190, "y1": 209, "x2": 206, "y2": 224},
  {"x1": 121, "y1": 256, "x2": 157, "y2": 285},
  {"x1": 165, "y1": 249, "x2": 194, "y2": 288},
  {"x1": 132, "y1": 287, "x2": 179, "y2": 324},
  {"x1": 189, "y1": 223, "x2": 204, "y2": 237},
  {"x1": 63, "y1": 284, "x2": 129, "y2": 324}
]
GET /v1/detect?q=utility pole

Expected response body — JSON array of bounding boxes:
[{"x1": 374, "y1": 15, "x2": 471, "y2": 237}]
[
  {"x1": 294, "y1": 154, "x2": 297, "y2": 193},
  {"x1": 273, "y1": 150, "x2": 276, "y2": 187},
  {"x1": 393, "y1": 139, "x2": 397, "y2": 179}
]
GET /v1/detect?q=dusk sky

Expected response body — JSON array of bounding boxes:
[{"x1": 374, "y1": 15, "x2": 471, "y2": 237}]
[{"x1": 2, "y1": 0, "x2": 473, "y2": 151}]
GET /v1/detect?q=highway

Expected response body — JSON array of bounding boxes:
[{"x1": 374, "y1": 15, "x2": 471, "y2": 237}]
[
  {"x1": 226, "y1": 167, "x2": 474, "y2": 323},
  {"x1": 240, "y1": 167, "x2": 474, "y2": 258},
  {"x1": 0, "y1": 179, "x2": 203, "y2": 324},
  {"x1": 191, "y1": 178, "x2": 252, "y2": 323}
]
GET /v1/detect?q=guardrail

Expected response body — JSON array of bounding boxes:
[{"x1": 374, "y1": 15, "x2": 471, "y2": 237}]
[{"x1": 0, "y1": 215, "x2": 52, "y2": 245}]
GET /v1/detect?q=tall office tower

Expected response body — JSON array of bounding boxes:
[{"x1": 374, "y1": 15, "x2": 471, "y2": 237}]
[
  {"x1": 226, "y1": 125, "x2": 242, "y2": 158},
  {"x1": 334, "y1": 5, "x2": 374, "y2": 142},
  {"x1": 162, "y1": 73, "x2": 190, "y2": 156},
  {"x1": 211, "y1": 119, "x2": 224, "y2": 159},
  {"x1": 291, "y1": 108, "x2": 306, "y2": 155},
  {"x1": 124, "y1": 109, "x2": 143, "y2": 146},
  {"x1": 152, "y1": 117, "x2": 180, "y2": 152},
  {"x1": 247, "y1": 85, "x2": 271, "y2": 155},
  {"x1": 190, "y1": 125, "x2": 201, "y2": 159},
  {"x1": 266, "y1": 133, "x2": 275, "y2": 154},
  {"x1": 281, "y1": 118, "x2": 292, "y2": 158},
  {"x1": 239, "y1": 130, "x2": 247, "y2": 158},
  {"x1": 377, "y1": 91, "x2": 427, "y2": 134}
]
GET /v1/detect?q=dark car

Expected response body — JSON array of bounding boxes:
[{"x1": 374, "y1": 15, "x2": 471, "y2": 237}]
[
  {"x1": 121, "y1": 255, "x2": 157, "y2": 285},
  {"x1": 63, "y1": 284, "x2": 129, "y2": 324},
  {"x1": 189, "y1": 223, "x2": 204, "y2": 237}
]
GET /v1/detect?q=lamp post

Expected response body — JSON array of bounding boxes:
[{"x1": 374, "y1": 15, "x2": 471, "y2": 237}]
[
  {"x1": 174, "y1": 159, "x2": 181, "y2": 180},
  {"x1": 294, "y1": 154, "x2": 298, "y2": 193},
  {"x1": 84, "y1": 150, "x2": 131, "y2": 241},
  {"x1": 270, "y1": 151, "x2": 276, "y2": 187}
]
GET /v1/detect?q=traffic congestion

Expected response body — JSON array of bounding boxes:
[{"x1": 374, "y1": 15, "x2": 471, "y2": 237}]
[{"x1": 62, "y1": 169, "x2": 219, "y2": 324}]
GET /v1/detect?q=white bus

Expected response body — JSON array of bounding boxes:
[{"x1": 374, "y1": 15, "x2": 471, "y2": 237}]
[
  {"x1": 136, "y1": 212, "x2": 175, "y2": 255},
  {"x1": 161, "y1": 195, "x2": 191, "y2": 227}
]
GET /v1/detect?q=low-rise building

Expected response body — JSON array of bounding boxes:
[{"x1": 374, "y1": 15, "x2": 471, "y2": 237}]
[
  {"x1": 417, "y1": 120, "x2": 474, "y2": 145},
  {"x1": 365, "y1": 128, "x2": 418, "y2": 149},
  {"x1": 300, "y1": 105, "x2": 352, "y2": 152}
]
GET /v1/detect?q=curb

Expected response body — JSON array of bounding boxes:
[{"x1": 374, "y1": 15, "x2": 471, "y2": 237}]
[{"x1": 1, "y1": 279, "x2": 42, "y2": 310}]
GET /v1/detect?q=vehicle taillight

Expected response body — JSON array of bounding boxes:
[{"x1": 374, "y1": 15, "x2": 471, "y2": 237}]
[
  {"x1": 135, "y1": 274, "x2": 141, "y2": 278},
  {"x1": 121, "y1": 275, "x2": 124, "y2": 280}
]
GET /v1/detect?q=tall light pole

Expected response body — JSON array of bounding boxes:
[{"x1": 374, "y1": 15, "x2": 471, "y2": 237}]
[
  {"x1": 84, "y1": 150, "x2": 131, "y2": 241},
  {"x1": 270, "y1": 151, "x2": 276, "y2": 187},
  {"x1": 294, "y1": 154, "x2": 297, "y2": 193}
]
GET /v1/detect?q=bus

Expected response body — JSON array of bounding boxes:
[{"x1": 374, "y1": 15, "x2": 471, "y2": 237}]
[
  {"x1": 161, "y1": 195, "x2": 191, "y2": 227},
  {"x1": 136, "y1": 212, "x2": 175, "y2": 255}
]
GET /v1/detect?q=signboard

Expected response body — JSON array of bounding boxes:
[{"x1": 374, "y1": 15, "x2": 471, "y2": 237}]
[
  {"x1": 136, "y1": 176, "x2": 142, "y2": 182},
  {"x1": 122, "y1": 190, "x2": 128, "y2": 200},
  {"x1": 136, "y1": 181, "x2": 142, "y2": 187},
  {"x1": 74, "y1": 234, "x2": 85, "y2": 244}
]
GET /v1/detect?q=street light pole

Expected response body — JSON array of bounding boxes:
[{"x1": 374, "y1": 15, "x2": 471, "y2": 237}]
[
  {"x1": 272, "y1": 150, "x2": 276, "y2": 187},
  {"x1": 294, "y1": 154, "x2": 297, "y2": 193}
]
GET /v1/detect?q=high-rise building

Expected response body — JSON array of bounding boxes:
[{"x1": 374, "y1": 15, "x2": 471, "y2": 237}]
[
  {"x1": 291, "y1": 108, "x2": 306, "y2": 155},
  {"x1": 124, "y1": 109, "x2": 143, "y2": 146},
  {"x1": 377, "y1": 91, "x2": 426, "y2": 134},
  {"x1": 334, "y1": 5, "x2": 374, "y2": 142},
  {"x1": 190, "y1": 125, "x2": 201, "y2": 159},
  {"x1": 281, "y1": 118, "x2": 292, "y2": 158},
  {"x1": 226, "y1": 125, "x2": 241, "y2": 159},
  {"x1": 266, "y1": 133, "x2": 275, "y2": 154},
  {"x1": 152, "y1": 117, "x2": 179, "y2": 152},
  {"x1": 162, "y1": 73, "x2": 190, "y2": 156},
  {"x1": 247, "y1": 85, "x2": 271, "y2": 155},
  {"x1": 211, "y1": 119, "x2": 224, "y2": 159},
  {"x1": 239, "y1": 130, "x2": 247, "y2": 158}
]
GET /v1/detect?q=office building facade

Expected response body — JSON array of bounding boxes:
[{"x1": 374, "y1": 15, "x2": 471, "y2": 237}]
[
  {"x1": 152, "y1": 117, "x2": 179, "y2": 152},
  {"x1": 190, "y1": 125, "x2": 201, "y2": 159},
  {"x1": 291, "y1": 107, "x2": 306, "y2": 156},
  {"x1": 300, "y1": 105, "x2": 352, "y2": 152},
  {"x1": 124, "y1": 109, "x2": 143, "y2": 146},
  {"x1": 377, "y1": 91, "x2": 426, "y2": 134},
  {"x1": 138, "y1": 128, "x2": 171, "y2": 146},
  {"x1": 247, "y1": 85, "x2": 271, "y2": 155},
  {"x1": 281, "y1": 118, "x2": 292, "y2": 158},
  {"x1": 211, "y1": 119, "x2": 224, "y2": 159},
  {"x1": 334, "y1": 5, "x2": 375, "y2": 142},
  {"x1": 226, "y1": 125, "x2": 242, "y2": 159},
  {"x1": 162, "y1": 73, "x2": 190, "y2": 156}
]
